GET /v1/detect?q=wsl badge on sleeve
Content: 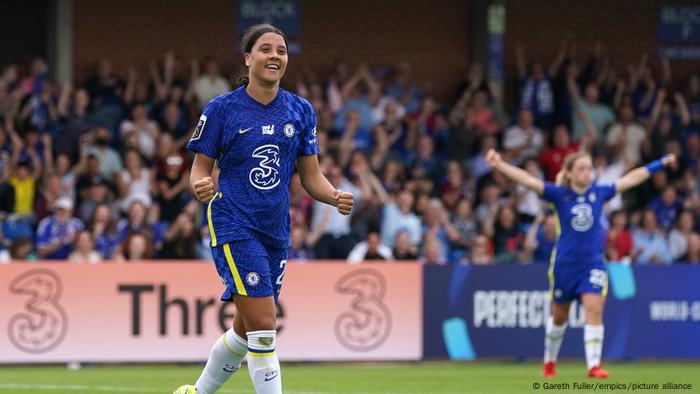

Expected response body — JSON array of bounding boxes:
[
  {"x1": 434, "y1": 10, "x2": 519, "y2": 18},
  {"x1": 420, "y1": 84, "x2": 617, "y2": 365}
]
[{"x1": 190, "y1": 115, "x2": 207, "y2": 141}]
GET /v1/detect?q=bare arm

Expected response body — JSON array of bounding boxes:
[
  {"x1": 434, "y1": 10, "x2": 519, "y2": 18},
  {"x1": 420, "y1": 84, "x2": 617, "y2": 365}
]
[
  {"x1": 649, "y1": 88, "x2": 666, "y2": 129},
  {"x1": 486, "y1": 149, "x2": 544, "y2": 194},
  {"x1": 297, "y1": 155, "x2": 353, "y2": 215},
  {"x1": 190, "y1": 153, "x2": 216, "y2": 202},
  {"x1": 674, "y1": 92, "x2": 691, "y2": 127},
  {"x1": 616, "y1": 154, "x2": 676, "y2": 193},
  {"x1": 549, "y1": 41, "x2": 568, "y2": 77}
]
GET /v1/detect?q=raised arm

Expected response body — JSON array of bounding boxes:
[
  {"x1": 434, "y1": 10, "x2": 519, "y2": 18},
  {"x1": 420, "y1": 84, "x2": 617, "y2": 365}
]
[
  {"x1": 486, "y1": 149, "x2": 544, "y2": 194},
  {"x1": 296, "y1": 155, "x2": 353, "y2": 215},
  {"x1": 616, "y1": 154, "x2": 676, "y2": 193}
]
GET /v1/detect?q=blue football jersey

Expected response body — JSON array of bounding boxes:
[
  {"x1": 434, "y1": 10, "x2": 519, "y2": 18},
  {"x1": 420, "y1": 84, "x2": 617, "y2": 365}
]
[
  {"x1": 542, "y1": 182, "x2": 617, "y2": 264},
  {"x1": 186, "y1": 86, "x2": 319, "y2": 249}
]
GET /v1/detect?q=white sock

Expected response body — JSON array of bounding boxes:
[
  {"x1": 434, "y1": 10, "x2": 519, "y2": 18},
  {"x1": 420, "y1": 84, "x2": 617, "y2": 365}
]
[
  {"x1": 195, "y1": 328, "x2": 247, "y2": 394},
  {"x1": 584, "y1": 324, "x2": 604, "y2": 370},
  {"x1": 247, "y1": 330, "x2": 282, "y2": 394},
  {"x1": 544, "y1": 317, "x2": 567, "y2": 363}
]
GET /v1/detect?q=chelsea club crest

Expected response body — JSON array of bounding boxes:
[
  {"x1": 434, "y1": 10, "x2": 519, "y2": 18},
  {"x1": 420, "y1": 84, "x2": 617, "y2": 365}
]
[{"x1": 284, "y1": 123, "x2": 295, "y2": 138}]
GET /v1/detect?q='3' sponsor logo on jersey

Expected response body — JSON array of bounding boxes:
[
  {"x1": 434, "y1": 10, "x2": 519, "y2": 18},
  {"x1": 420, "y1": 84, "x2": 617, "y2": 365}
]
[
  {"x1": 571, "y1": 203, "x2": 594, "y2": 232},
  {"x1": 249, "y1": 144, "x2": 281, "y2": 190}
]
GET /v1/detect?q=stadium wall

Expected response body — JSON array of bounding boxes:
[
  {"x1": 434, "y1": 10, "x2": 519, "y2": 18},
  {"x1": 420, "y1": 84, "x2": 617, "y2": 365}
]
[
  {"x1": 71, "y1": 0, "x2": 470, "y2": 101},
  {"x1": 1, "y1": 262, "x2": 699, "y2": 363},
  {"x1": 505, "y1": 0, "x2": 699, "y2": 89}
]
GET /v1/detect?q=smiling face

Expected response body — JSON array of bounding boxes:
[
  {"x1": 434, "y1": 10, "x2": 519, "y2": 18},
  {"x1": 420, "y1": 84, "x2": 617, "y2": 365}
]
[{"x1": 244, "y1": 32, "x2": 288, "y2": 86}]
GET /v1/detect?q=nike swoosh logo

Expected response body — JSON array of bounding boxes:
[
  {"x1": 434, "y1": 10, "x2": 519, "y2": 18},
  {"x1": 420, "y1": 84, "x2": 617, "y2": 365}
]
[
  {"x1": 264, "y1": 371, "x2": 279, "y2": 381},
  {"x1": 239, "y1": 128, "x2": 252, "y2": 134}
]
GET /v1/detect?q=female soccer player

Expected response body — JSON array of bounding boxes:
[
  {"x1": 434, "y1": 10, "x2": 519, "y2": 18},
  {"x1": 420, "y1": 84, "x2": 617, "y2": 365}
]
[
  {"x1": 174, "y1": 24, "x2": 353, "y2": 394},
  {"x1": 486, "y1": 149, "x2": 675, "y2": 378}
]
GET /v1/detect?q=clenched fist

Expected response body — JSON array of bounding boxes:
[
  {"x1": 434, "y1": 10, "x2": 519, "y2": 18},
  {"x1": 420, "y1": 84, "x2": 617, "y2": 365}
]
[
  {"x1": 485, "y1": 149, "x2": 502, "y2": 167},
  {"x1": 192, "y1": 176, "x2": 215, "y2": 202},
  {"x1": 333, "y1": 189, "x2": 354, "y2": 215}
]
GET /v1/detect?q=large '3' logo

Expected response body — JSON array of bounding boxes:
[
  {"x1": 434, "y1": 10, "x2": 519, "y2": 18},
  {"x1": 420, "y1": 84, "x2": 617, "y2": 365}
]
[
  {"x1": 249, "y1": 144, "x2": 281, "y2": 190},
  {"x1": 8, "y1": 269, "x2": 68, "y2": 353},
  {"x1": 334, "y1": 269, "x2": 392, "y2": 352},
  {"x1": 571, "y1": 203, "x2": 594, "y2": 232}
]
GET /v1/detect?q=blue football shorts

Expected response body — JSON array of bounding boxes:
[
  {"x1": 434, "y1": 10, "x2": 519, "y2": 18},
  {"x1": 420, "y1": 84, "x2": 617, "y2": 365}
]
[
  {"x1": 211, "y1": 239, "x2": 288, "y2": 304},
  {"x1": 549, "y1": 260, "x2": 608, "y2": 303}
]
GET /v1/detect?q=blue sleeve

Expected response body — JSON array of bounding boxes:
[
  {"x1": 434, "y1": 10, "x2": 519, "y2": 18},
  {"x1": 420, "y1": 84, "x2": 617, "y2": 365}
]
[
  {"x1": 597, "y1": 183, "x2": 617, "y2": 202},
  {"x1": 36, "y1": 219, "x2": 51, "y2": 247},
  {"x1": 541, "y1": 182, "x2": 564, "y2": 203},
  {"x1": 297, "y1": 100, "x2": 320, "y2": 157},
  {"x1": 186, "y1": 98, "x2": 225, "y2": 160}
]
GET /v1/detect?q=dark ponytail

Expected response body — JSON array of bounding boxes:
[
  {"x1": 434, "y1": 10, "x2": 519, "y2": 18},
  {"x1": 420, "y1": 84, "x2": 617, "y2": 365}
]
[{"x1": 237, "y1": 23, "x2": 288, "y2": 87}]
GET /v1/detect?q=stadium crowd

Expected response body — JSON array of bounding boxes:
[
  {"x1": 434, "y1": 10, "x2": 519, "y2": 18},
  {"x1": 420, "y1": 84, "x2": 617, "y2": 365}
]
[{"x1": 1, "y1": 43, "x2": 700, "y2": 265}]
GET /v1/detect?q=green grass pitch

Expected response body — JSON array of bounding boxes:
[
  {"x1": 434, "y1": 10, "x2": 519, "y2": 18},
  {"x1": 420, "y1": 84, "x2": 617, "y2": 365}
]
[{"x1": 0, "y1": 362, "x2": 698, "y2": 393}]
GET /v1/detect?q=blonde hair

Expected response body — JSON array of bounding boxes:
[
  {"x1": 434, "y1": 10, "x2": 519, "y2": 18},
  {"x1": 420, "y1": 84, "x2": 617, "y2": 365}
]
[{"x1": 555, "y1": 152, "x2": 591, "y2": 188}]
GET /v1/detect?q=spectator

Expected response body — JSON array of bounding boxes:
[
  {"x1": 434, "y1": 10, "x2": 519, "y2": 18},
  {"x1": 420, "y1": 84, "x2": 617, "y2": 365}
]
[
  {"x1": 115, "y1": 148, "x2": 153, "y2": 211},
  {"x1": 515, "y1": 158, "x2": 544, "y2": 224},
  {"x1": 668, "y1": 210, "x2": 695, "y2": 262},
  {"x1": 77, "y1": 177, "x2": 113, "y2": 224},
  {"x1": 119, "y1": 104, "x2": 160, "y2": 159},
  {"x1": 36, "y1": 196, "x2": 84, "y2": 259},
  {"x1": 87, "y1": 127, "x2": 123, "y2": 180},
  {"x1": 89, "y1": 203, "x2": 118, "y2": 259},
  {"x1": 606, "y1": 103, "x2": 646, "y2": 164},
  {"x1": 0, "y1": 237, "x2": 35, "y2": 262},
  {"x1": 516, "y1": 46, "x2": 556, "y2": 129},
  {"x1": 288, "y1": 225, "x2": 312, "y2": 261},
  {"x1": 193, "y1": 58, "x2": 231, "y2": 109},
  {"x1": 68, "y1": 230, "x2": 101, "y2": 263},
  {"x1": 421, "y1": 236, "x2": 447, "y2": 265},
  {"x1": 449, "y1": 198, "x2": 478, "y2": 257},
  {"x1": 647, "y1": 185, "x2": 683, "y2": 233},
  {"x1": 606, "y1": 210, "x2": 633, "y2": 262},
  {"x1": 308, "y1": 165, "x2": 355, "y2": 259},
  {"x1": 523, "y1": 214, "x2": 556, "y2": 264},
  {"x1": 160, "y1": 212, "x2": 199, "y2": 259},
  {"x1": 465, "y1": 233, "x2": 494, "y2": 265},
  {"x1": 116, "y1": 199, "x2": 162, "y2": 252},
  {"x1": 155, "y1": 154, "x2": 190, "y2": 223},
  {"x1": 9, "y1": 155, "x2": 41, "y2": 218},
  {"x1": 567, "y1": 79, "x2": 615, "y2": 141},
  {"x1": 680, "y1": 232, "x2": 700, "y2": 264},
  {"x1": 392, "y1": 230, "x2": 418, "y2": 260},
  {"x1": 503, "y1": 108, "x2": 544, "y2": 165},
  {"x1": 380, "y1": 189, "x2": 422, "y2": 248},
  {"x1": 421, "y1": 198, "x2": 460, "y2": 263},
  {"x1": 120, "y1": 232, "x2": 152, "y2": 261},
  {"x1": 440, "y1": 161, "x2": 471, "y2": 213},
  {"x1": 484, "y1": 205, "x2": 524, "y2": 263},
  {"x1": 347, "y1": 230, "x2": 393, "y2": 263},
  {"x1": 55, "y1": 85, "x2": 95, "y2": 162},
  {"x1": 632, "y1": 209, "x2": 672, "y2": 265},
  {"x1": 538, "y1": 124, "x2": 582, "y2": 182}
]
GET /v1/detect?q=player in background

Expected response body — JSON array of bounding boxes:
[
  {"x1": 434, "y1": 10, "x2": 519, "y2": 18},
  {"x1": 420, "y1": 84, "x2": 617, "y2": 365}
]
[
  {"x1": 486, "y1": 149, "x2": 676, "y2": 378},
  {"x1": 174, "y1": 24, "x2": 353, "y2": 394}
]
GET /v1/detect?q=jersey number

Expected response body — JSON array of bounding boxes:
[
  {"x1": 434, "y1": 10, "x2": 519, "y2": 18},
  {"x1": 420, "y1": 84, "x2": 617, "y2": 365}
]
[{"x1": 276, "y1": 259, "x2": 287, "y2": 286}]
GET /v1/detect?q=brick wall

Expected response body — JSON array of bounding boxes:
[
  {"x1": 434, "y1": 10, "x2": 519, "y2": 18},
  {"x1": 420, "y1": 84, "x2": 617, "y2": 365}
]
[
  {"x1": 72, "y1": 0, "x2": 697, "y2": 106},
  {"x1": 72, "y1": 0, "x2": 470, "y2": 102},
  {"x1": 505, "y1": 0, "x2": 697, "y2": 91}
]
